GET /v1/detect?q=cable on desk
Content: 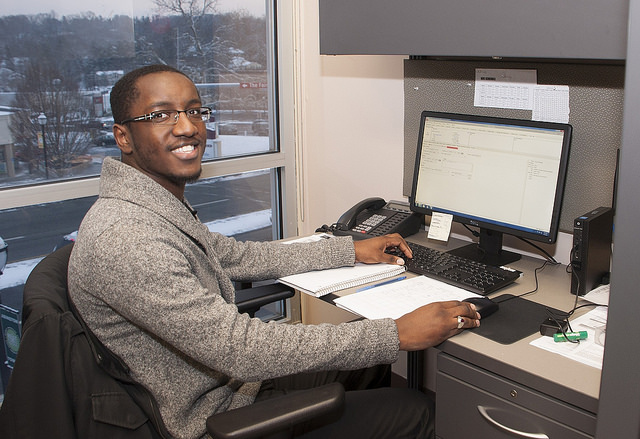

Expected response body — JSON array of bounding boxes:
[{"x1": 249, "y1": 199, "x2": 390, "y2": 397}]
[
  {"x1": 566, "y1": 243, "x2": 609, "y2": 312},
  {"x1": 494, "y1": 258, "x2": 559, "y2": 305},
  {"x1": 544, "y1": 307, "x2": 581, "y2": 343},
  {"x1": 543, "y1": 244, "x2": 607, "y2": 343},
  {"x1": 486, "y1": 235, "x2": 607, "y2": 344}
]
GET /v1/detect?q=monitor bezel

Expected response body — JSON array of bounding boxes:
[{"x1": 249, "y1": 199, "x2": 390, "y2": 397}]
[{"x1": 409, "y1": 111, "x2": 572, "y2": 260}]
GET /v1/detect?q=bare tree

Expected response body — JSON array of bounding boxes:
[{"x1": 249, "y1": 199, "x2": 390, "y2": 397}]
[
  {"x1": 10, "y1": 62, "x2": 91, "y2": 178},
  {"x1": 151, "y1": 0, "x2": 234, "y2": 84}
]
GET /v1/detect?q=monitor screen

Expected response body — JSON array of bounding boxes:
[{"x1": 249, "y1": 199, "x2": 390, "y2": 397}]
[{"x1": 410, "y1": 111, "x2": 572, "y2": 266}]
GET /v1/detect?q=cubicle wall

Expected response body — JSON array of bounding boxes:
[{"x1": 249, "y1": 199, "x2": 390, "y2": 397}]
[{"x1": 402, "y1": 59, "x2": 624, "y2": 233}]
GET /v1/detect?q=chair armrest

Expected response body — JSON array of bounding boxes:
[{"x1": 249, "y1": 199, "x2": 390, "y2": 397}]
[
  {"x1": 235, "y1": 283, "x2": 295, "y2": 317},
  {"x1": 206, "y1": 382, "x2": 345, "y2": 439}
]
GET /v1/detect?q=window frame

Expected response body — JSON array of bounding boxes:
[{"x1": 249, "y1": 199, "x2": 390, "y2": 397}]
[{"x1": 0, "y1": 0, "x2": 298, "y2": 240}]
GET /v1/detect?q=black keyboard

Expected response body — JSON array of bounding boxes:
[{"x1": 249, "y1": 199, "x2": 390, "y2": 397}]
[{"x1": 387, "y1": 242, "x2": 521, "y2": 295}]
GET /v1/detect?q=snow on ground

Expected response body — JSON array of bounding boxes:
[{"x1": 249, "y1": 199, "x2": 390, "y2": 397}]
[{"x1": 0, "y1": 258, "x2": 42, "y2": 290}]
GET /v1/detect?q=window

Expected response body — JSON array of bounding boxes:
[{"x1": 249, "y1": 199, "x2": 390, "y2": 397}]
[
  {"x1": 0, "y1": 1, "x2": 279, "y2": 189},
  {"x1": 0, "y1": 0, "x2": 298, "y2": 398}
]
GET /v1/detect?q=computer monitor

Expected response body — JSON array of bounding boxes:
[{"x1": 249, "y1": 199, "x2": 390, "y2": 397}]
[{"x1": 410, "y1": 111, "x2": 572, "y2": 266}]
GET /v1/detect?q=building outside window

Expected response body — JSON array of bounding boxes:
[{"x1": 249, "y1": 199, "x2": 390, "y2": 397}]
[{"x1": 0, "y1": 0, "x2": 297, "y2": 401}]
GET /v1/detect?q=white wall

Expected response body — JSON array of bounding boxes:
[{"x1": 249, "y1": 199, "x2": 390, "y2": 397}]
[{"x1": 296, "y1": 2, "x2": 407, "y2": 236}]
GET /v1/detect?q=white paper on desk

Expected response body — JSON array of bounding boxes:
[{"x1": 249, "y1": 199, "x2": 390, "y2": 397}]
[
  {"x1": 474, "y1": 68, "x2": 537, "y2": 110},
  {"x1": 530, "y1": 306, "x2": 608, "y2": 369},
  {"x1": 334, "y1": 275, "x2": 481, "y2": 320},
  {"x1": 583, "y1": 284, "x2": 609, "y2": 306}
]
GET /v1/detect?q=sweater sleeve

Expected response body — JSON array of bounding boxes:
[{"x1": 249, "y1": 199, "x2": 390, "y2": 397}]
[
  {"x1": 206, "y1": 232, "x2": 357, "y2": 282},
  {"x1": 70, "y1": 217, "x2": 399, "y2": 382}
]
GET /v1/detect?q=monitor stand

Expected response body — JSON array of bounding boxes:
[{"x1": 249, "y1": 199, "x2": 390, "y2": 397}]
[{"x1": 447, "y1": 228, "x2": 521, "y2": 267}]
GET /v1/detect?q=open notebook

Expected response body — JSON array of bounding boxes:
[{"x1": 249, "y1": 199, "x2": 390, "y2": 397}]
[{"x1": 277, "y1": 263, "x2": 406, "y2": 298}]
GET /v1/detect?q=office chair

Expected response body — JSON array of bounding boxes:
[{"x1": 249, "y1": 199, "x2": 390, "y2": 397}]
[
  {"x1": 234, "y1": 281, "x2": 295, "y2": 318},
  {"x1": 0, "y1": 244, "x2": 344, "y2": 439}
]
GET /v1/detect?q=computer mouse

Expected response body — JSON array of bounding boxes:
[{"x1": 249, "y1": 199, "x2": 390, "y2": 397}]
[{"x1": 462, "y1": 296, "x2": 499, "y2": 319}]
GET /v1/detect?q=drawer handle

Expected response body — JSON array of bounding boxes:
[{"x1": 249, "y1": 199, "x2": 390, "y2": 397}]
[{"x1": 477, "y1": 406, "x2": 549, "y2": 439}]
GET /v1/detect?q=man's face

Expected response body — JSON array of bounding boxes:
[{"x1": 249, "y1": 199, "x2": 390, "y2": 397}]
[{"x1": 114, "y1": 72, "x2": 207, "y2": 197}]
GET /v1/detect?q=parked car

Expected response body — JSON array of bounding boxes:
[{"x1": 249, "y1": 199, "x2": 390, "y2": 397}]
[
  {"x1": 53, "y1": 231, "x2": 77, "y2": 251},
  {"x1": 94, "y1": 132, "x2": 116, "y2": 146},
  {"x1": 98, "y1": 117, "x2": 114, "y2": 131}
]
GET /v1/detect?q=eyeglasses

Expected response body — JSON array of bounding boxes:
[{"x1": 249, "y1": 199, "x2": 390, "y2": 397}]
[{"x1": 120, "y1": 107, "x2": 212, "y2": 125}]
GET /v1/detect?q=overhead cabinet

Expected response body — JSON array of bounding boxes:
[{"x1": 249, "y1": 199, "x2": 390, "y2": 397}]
[{"x1": 319, "y1": 0, "x2": 629, "y2": 61}]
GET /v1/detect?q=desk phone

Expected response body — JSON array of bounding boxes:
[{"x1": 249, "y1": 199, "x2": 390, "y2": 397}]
[{"x1": 332, "y1": 198, "x2": 422, "y2": 240}]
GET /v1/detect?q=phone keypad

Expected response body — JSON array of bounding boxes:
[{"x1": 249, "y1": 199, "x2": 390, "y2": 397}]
[
  {"x1": 377, "y1": 211, "x2": 411, "y2": 235},
  {"x1": 352, "y1": 211, "x2": 415, "y2": 236},
  {"x1": 352, "y1": 214, "x2": 388, "y2": 234}
]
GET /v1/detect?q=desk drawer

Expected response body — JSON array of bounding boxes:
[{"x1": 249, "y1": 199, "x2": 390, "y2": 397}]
[{"x1": 436, "y1": 354, "x2": 595, "y2": 439}]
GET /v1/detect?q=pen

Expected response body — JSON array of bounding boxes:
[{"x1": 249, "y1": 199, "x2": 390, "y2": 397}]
[{"x1": 356, "y1": 276, "x2": 407, "y2": 292}]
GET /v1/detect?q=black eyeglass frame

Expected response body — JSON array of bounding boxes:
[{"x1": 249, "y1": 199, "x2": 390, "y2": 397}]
[{"x1": 120, "y1": 107, "x2": 212, "y2": 125}]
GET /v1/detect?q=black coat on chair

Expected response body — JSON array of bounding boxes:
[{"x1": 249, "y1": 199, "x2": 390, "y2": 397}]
[{"x1": 0, "y1": 244, "x2": 167, "y2": 439}]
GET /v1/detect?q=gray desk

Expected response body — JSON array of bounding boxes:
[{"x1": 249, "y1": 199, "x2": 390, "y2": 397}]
[{"x1": 311, "y1": 233, "x2": 601, "y2": 438}]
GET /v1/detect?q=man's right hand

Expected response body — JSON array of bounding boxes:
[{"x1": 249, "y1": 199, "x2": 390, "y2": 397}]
[{"x1": 394, "y1": 301, "x2": 480, "y2": 351}]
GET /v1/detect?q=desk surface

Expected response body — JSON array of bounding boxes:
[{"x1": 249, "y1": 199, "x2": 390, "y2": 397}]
[{"x1": 323, "y1": 233, "x2": 601, "y2": 414}]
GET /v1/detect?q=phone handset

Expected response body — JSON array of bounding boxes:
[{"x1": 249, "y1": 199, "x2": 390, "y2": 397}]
[{"x1": 335, "y1": 197, "x2": 387, "y2": 231}]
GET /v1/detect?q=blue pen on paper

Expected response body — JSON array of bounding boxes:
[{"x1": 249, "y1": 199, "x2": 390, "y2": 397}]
[{"x1": 356, "y1": 276, "x2": 407, "y2": 292}]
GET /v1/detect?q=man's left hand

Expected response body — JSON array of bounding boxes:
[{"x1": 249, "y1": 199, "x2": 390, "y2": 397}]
[{"x1": 353, "y1": 233, "x2": 413, "y2": 265}]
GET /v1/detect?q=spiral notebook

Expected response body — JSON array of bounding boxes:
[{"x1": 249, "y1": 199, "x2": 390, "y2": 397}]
[{"x1": 277, "y1": 263, "x2": 407, "y2": 298}]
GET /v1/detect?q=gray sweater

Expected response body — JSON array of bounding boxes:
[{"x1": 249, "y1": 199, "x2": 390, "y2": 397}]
[{"x1": 68, "y1": 158, "x2": 399, "y2": 439}]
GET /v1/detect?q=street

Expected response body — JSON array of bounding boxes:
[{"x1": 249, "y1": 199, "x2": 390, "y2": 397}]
[{"x1": 0, "y1": 171, "x2": 274, "y2": 264}]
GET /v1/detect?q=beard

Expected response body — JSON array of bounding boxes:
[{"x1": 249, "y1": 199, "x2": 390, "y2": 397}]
[{"x1": 171, "y1": 166, "x2": 202, "y2": 185}]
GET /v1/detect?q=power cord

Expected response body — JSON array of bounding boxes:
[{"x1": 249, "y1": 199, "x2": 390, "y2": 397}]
[
  {"x1": 494, "y1": 258, "x2": 559, "y2": 304},
  {"x1": 469, "y1": 228, "x2": 603, "y2": 344},
  {"x1": 541, "y1": 241, "x2": 606, "y2": 343}
]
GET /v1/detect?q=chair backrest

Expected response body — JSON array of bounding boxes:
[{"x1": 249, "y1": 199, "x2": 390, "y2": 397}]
[{"x1": 0, "y1": 244, "x2": 169, "y2": 439}]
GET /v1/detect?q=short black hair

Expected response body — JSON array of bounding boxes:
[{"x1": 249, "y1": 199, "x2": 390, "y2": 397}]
[{"x1": 110, "y1": 65, "x2": 194, "y2": 124}]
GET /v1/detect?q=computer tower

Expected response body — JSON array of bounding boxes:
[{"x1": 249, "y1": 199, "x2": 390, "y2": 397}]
[{"x1": 571, "y1": 207, "x2": 614, "y2": 295}]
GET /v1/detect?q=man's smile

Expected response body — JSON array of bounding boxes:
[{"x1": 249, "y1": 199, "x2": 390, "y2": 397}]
[{"x1": 171, "y1": 143, "x2": 200, "y2": 159}]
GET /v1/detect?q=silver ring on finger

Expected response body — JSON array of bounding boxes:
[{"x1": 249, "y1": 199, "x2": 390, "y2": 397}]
[{"x1": 457, "y1": 316, "x2": 464, "y2": 329}]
